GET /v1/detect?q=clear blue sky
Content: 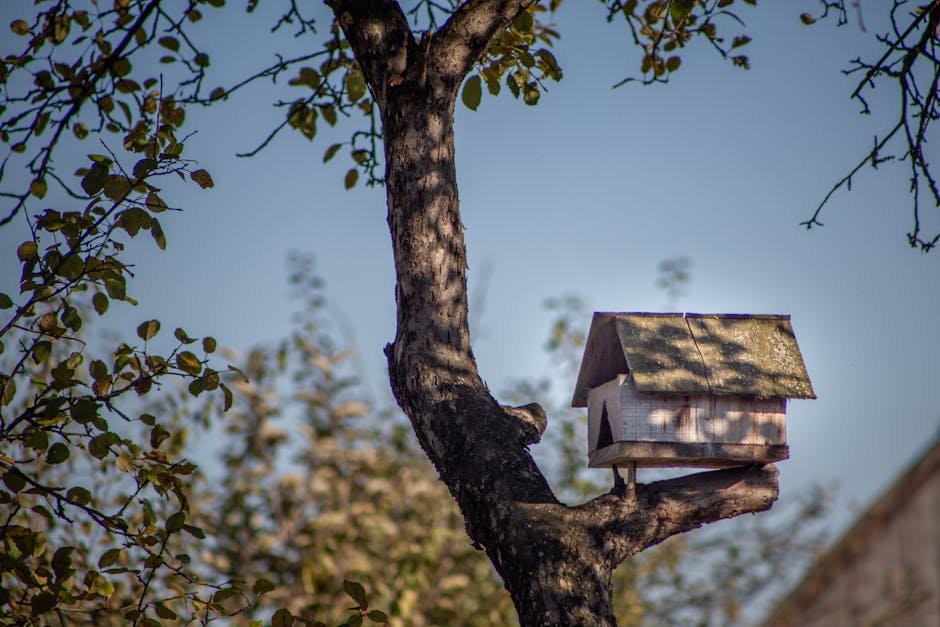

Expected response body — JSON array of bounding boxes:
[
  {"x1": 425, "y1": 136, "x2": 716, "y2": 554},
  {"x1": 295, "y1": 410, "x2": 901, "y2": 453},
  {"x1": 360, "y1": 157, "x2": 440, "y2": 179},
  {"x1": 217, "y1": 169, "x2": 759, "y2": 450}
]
[{"x1": 2, "y1": 1, "x2": 938, "y2": 537}]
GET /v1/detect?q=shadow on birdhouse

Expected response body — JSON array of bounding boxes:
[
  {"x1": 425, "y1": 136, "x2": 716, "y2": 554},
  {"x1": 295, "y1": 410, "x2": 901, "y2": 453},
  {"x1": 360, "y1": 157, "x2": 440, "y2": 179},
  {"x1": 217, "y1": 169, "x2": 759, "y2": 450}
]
[{"x1": 572, "y1": 313, "x2": 815, "y2": 470}]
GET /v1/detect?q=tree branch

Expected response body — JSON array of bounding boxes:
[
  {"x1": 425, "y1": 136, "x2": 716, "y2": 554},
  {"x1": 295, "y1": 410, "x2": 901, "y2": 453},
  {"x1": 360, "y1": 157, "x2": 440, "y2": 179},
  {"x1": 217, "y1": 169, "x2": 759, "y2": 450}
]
[
  {"x1": 325, "y1": 0, "x2": 414, "y2": 105},
  {"x1": 431, "y1": 0, "x2": 535, "y2": 82},
  {"x1": 581, "y1": 464, "x2": 779, "y2": 567}
]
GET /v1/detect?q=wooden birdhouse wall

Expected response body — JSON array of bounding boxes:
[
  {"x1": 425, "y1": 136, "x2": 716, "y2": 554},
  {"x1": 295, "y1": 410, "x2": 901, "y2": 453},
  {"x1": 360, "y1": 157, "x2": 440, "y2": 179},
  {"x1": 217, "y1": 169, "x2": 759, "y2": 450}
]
[
  {"x1": 574, "y1": 312, "x2": 814, "y2": 469},
  {"x1": 587, "y1": 375, "x2": 787, "y2": 454}
]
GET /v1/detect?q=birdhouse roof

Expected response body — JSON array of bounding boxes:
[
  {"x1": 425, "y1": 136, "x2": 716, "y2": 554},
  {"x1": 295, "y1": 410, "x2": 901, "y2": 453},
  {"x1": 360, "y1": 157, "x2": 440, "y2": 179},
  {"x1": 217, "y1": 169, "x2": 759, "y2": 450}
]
[{"x1": 571, "y1": 312, "x2": 816, "y2": 407}]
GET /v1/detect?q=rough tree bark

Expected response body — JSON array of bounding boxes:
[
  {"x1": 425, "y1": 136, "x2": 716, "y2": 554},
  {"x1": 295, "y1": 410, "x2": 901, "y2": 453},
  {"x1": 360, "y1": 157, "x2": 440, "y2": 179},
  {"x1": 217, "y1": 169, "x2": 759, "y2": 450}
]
[{"x1": 326, "y1": 1, "x2": 779, "y2": 624}]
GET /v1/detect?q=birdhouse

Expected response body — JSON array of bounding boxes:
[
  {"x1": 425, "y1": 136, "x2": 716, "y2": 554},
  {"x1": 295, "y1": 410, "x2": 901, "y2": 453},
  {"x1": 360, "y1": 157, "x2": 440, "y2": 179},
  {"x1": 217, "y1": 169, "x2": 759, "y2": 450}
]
[{"x1": 572, "y1": 313, "x2": 815, "y2": 469}]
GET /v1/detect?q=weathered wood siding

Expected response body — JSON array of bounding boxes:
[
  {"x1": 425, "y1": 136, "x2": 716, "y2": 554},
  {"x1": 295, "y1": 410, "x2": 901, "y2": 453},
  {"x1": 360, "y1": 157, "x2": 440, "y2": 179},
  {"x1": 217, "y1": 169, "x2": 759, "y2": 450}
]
[
  {"x1": 586, "y1": 375, "x2": 785, "y2": 453},
  {"x1": 764, "y1": 441, "x2": 940, "y2": 627}
]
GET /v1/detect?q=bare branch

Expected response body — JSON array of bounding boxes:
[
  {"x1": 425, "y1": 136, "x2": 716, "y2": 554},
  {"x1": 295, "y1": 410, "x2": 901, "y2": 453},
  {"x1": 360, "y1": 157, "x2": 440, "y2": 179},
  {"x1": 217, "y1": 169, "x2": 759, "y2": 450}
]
[{"x1": 807, "y1": 0, "x2": 940, "y2": 251}]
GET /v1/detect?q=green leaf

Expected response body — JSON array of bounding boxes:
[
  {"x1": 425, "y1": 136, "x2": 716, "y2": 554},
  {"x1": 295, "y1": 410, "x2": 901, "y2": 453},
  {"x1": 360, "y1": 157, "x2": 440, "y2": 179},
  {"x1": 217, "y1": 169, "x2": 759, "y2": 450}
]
[
  {"x1": 103, "y1": 175, "x2": 131, "y2": 201},
  {"x1": 145, "y1": 191, "x2": 168, "y2": 213},
  {"x1": 271, "y1": 608, "x2": 294, "y2": 627},
  {"x1": 345, "y1": 71, "x2": 367, "y2": 103},
  {"x1": 462, "y1": 75, "x2": 482, "y2": 111},
  {"x1": 323, "y1": 143, "x2": 342, "y2": 163},
  {"x1": 182, "y1": 523, "x2": 206, "y2": 539},
  {"x1": 46, "y1": 442, "x2": 70, "y2": 464},
  {"x1": 175, "y1": 328, "x2": 196, "y2": 344},
  {"x1": 253, "y1": 578, "x2": 276, "y2": 596},
  {"x1": 0, "y1": 293, "x2": 12, "y2": 309},
  {"x1": 31, "y1": 341, "x2": 52, "y2": 365},
  {"x1": 523, "y1": 85, "x2": 540, "y2": 106},
  {"x1": 188, "y1": 377, "x2": 206, "y2": 397},
  {"x1": 150, "y1": 220, "x2": 167, "y2": 250},
  {"x1": 177, "y1": 351, "x2": 202, "y2": 376},
  {"x1": 668, "y1": 0, "x2": 695, "y2": 24},
  {"x1": 82, "y1": 163, "x2": 108, "y2": 195},
  {"x1": 89, "y1": 435, "x2": 110, "y2": 459},
  {"x1": 150, "y1": 425, "x2": 170, "y2": 448},
  {"x1": 190, "y1": 169, "x2": 214, "y2": 189},
  {"x1": 119, "y1": 207, "x2": 152, "y2": 237},
  {"x1": 1, "y1": 376, "x2": 16, "y2": 406},
  {"x1": 343, "y1": 580, "x2": 367, "y2": 611},
  {"x1": 137, "y1": 319, "x2": 161, "y2": 341},
  {"x1": 59, "y1": 254, "x2": 84, "y2": 280},
  {"x1": 66, "y1": 486, "x2": 92, "y2": 505},
  {"x1": 513, "y1": 9, "x2": 534, "y2": 32},
  {"x1": 666, "y1": 56, "x2": 681, "y2": 72},
  {"x1": 30, "y1": 591, "x2": 57, "y2": 616},
  {"x1": 98, "y1": 548, "x2": 123, "y2": 568},
  {"x1": 133, "y1": 158, "x2": 156, "y2": 179},
  {"x1": 166, "y1": 511, "x2": 186, "y2": 533},
  {"x1": 344, "y1": 169, "x2": 359, "y2": 190},
  {"x1": 800, "y1": 12, "x2": 816, "y2": 25},
  {"x1": 17, "y1": 241, "x2": 38, "y2": 262},
  {"x1": 70, "y1": 398, "x2": 99, "y2": 423},
  {"x1": 213, "y1": 588, "x2": 237, "y2": 603},
  {"x1": 221, "y1": 383, "x2": 234, "y2": 411},
  {"x1": 366, "y1": 610, "x2": 389, "y2": 623},
  {"x1": 10, "y1": 19, "x2": 30, "y2": 36},
  {"x1": 158, "y1": 36, "x2": 179, "y2": 51},
  {"x1": 202, "y1": 337, "x2": 217, "y2": 353},
  {"x1": 29, "y1": 178, "x2": 47, "y2": 199},
  {"x1": 51, "y1": 546, "x2": 74, "y2": 579},
  {"x1": 154, "y1": 604, "x2": 178, "y2": 620},
  {"x1": 93, "y1": 292, "x2": 109, "y2": 315},
  {"x1": 2, "y1": 471, "x2": 26, "y2": 493}
]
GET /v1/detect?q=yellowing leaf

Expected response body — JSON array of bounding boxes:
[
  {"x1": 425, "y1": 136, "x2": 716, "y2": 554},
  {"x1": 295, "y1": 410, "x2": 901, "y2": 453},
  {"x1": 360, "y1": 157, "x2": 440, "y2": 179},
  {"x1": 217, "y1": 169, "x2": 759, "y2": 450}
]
[
  {"x1": 10, "y1": 19, "x2": 30, "y2": 35},
  {"x1": 344, "y1": 168, "x2": 359, "y2": 190},
  {"x1": 190, "y1": 169, "x2": 214, "y2": 189},
  {"x1": 29, "y1": 178, "x2": 47, "y2": 199},
  {"x1": 176, "y1": 351, "x2": 202, "y2": 376},
  {"x1": 16, "y1": 241, "x2": 37, "y2": 261},
  {"x1": 137, "y1": 319, "x2": 161, "y2": 341}
]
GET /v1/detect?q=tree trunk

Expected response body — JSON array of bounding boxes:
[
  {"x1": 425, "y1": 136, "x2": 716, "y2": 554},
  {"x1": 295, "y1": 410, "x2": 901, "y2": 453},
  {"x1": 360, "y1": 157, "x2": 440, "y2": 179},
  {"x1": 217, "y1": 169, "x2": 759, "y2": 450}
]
[{"x1": 327, "y1": 2, "x2": 780, "y2": 625}]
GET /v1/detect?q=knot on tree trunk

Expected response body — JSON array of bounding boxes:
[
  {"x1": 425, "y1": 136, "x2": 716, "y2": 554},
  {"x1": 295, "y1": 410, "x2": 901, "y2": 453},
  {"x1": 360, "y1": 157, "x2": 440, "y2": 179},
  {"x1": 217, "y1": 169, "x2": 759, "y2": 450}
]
[{"x1": 501, "y1": 402, "x2": 547, "y2": 445}]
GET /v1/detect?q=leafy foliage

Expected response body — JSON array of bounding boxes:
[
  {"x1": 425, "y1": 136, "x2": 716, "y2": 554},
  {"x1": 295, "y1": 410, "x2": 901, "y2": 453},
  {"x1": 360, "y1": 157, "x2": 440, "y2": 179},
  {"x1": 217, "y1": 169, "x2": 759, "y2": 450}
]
[
  {"x1": 0, "y1": 113, "x2": 245, "y2": 621},
  {"x1": 601, "y1": 0, "x2": 757, "y2": 87},
  {"x1": 462, "y1": 4, "x2": 563, "y2": 110},
  {"x1": 187, "y1": 254, "x2": 515, "y2": 626}
]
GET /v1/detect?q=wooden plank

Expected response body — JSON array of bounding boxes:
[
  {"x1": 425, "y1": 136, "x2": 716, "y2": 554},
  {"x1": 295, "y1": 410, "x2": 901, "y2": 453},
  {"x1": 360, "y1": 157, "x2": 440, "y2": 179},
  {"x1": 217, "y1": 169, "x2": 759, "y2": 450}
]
[
  {"x1": 614, "y1": 315, "x2": 711, "y2": 394},
  {"x1": 572, "y1": 314, "x2": 630, "y2": 407},
  {"x1": 588, "y1": 441, "x2": 789, "y2": 468},
  {"x1": 617, "y1": 375, "x2": 787, "y2": 446},
  {"x1": 686, "y1": 314, "x2": 816, "y2": 399}
]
